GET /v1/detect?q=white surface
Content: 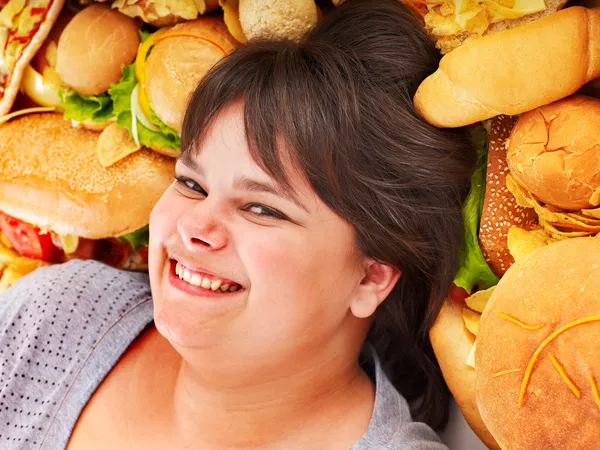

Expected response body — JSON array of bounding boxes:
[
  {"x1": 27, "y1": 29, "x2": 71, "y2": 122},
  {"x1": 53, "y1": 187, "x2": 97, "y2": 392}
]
[{"x1": 439, "y1": 399, "x2": 489, "y2": 450}]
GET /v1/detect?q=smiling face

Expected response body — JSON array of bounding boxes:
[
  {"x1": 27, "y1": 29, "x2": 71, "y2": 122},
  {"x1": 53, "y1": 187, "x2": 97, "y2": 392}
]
[{"x1": 148, "y1": 102, "x2": 374, "y2": 365}]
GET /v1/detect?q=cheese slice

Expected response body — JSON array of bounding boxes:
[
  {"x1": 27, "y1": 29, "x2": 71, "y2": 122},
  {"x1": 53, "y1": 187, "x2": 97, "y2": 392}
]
[{"x1": 482, "y1": 0, "x2": 546, "y2": 23}]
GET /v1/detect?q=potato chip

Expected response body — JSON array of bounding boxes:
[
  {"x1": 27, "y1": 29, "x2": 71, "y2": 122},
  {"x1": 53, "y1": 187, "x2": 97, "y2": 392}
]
[
  {"x1": 0, "y1": 232, "x2": 12, "y2": 249},
  {"x1": 465, "y1": 286, "x2": 496, "y2": 313},
  {"x1": 0, "y1": 257, "x2": 48, "y2": 293},
  {"x1": 0, "y1": 240, "x2": 18, "y2": 265},
  {"x1": 463, "y1": 308, "x2": 481, "y2": 337},
  {"x1": 97, "y1": 123, "x2": 141, "y2": 167},
  {"x1": 507, "y1": 226, "x2": 549, "y2": 261},
  {"x1": 466, "y1": 341, "x2": 477, "y2": 368},
  {"x1": 581, "y1": 204, "x2": 600, "y2": 219},
  {"x1": 506, "y1": 174, "x2": 535, "y2": 209},
  {"x1": 589, "y1": 187, "x2": 600, "y2": 207},
  {"x1": 540, "y1": 219, "x2": 593, "y2": 240},
  {"x1": 219, "y1": 0, "x2": 247, "y2": 43}
]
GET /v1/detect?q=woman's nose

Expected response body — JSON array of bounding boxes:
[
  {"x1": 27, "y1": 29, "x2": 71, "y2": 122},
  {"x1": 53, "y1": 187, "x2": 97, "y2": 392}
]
[{"x1": 176, "y1": 202, "x2": 228, "y2": 252}]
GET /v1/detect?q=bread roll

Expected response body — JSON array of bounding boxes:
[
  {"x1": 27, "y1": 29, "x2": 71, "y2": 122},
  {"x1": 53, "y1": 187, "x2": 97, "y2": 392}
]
[
  {"x1": 414, "y1": 7, "x2": 600, "y2": 128},
  {"x1": 0, "y1": 113, "x2": 174, "y2": 239}
]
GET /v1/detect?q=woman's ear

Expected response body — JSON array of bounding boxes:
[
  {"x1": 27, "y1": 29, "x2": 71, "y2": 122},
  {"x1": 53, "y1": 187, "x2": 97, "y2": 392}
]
[{"x1": 350, "y1": 260, "x2": 401, "y2": 319}]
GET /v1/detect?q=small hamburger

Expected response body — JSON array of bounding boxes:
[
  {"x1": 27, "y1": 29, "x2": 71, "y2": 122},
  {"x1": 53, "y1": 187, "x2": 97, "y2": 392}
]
[{"x1": 0, "y1": 112, "x2": 174, "y2": 291}]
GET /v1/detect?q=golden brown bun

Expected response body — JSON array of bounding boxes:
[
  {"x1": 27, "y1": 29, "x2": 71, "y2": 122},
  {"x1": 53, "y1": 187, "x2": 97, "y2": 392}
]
[
  {"x1": 145, "y1": 17, "x2": 239, "y2": 133},
  {"x1": 0, "y1": 0, "x2": 65, "y2": 116},
  {"x1": 479, "y1": 116, "x2": 538, "y2": 276},
  {"x1": 475, "y1": 237, "x2": 600, "y2": 450},
  {"x1": 56, "y1": 4, "x2": 140, "y2": 96},
  {"x1": 430, "y1": 301, "x2": 500, "y2": 450},
  {"x1": 0, "y1": 113, "x2": 174, "y2": 239},
  {"x1": 507, "y1": 95, "x2": 600, "y2": 211},
  {"x1": 414, "y1": 7, "x2": 600, "y2": 128}
]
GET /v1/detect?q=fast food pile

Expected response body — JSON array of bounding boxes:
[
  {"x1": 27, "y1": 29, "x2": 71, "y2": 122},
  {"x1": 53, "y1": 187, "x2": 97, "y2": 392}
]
[
  {"x1": 411, "y1": 1, "x2": 600, "y2": 448},
  {"x1": 0, "y1": 0, "x2": 328, "y2": 292}
]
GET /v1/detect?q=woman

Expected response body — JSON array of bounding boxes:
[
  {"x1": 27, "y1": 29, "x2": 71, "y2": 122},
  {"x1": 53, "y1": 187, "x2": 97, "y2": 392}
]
[{"x1": 0, "y1": 0, "x2": 474, "y2": 448}]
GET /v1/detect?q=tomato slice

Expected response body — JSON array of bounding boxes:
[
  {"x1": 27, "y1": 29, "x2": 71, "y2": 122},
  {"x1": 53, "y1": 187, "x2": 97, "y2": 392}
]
[
  {"x1": 448, "y1": 282, "x2": 471, "y2": 303},
  {"x1": 137, "y1": 246, "x2": 149, "y2": 264},
  {"x1": 0, "y1": 212, "x2": 61, "y2": 261}
]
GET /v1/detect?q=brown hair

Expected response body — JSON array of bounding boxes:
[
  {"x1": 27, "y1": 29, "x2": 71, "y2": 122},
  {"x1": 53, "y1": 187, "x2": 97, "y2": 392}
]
[{"x1": 181, "y1": 0, "x2": 474, "y2": 429}]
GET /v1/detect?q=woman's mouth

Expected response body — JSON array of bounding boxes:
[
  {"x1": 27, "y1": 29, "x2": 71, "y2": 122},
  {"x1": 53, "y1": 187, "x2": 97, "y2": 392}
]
[{"x1": 168, "y1": 259, "x2": 243, "y2": 296}]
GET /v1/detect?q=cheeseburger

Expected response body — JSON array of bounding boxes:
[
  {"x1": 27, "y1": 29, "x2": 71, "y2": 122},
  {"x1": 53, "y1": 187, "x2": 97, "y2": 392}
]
[
  {"x1": 0, "y1": 112, "x2": 174, "y2": 291},
  {"x1": 476, "y1": 237, "x2": 600, "y2": 450}
]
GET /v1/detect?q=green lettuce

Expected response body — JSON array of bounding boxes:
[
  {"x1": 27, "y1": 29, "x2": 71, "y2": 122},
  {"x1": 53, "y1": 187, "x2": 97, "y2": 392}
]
[
  {"x1": 452, "y1": 122, "x2": 499, "y2": 294},
  {"x1": 118, "y1": 225, "x2": 149, "y2": 249},
  {"x1": 108, "y1": 65, "x2": 180, "y2": 151},
  {"x1": 139, "y1": 29, "x2": 153, "y2": 43},
  {"x1": 59, "y1": 88, "x2": 113, "y2": 124}
]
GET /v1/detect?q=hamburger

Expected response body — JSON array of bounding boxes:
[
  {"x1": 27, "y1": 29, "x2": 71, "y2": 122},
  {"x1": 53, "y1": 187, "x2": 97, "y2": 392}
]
[
  {"x1": 0, "y1": 112, "x2": 174, "y2": 291},
  {"x1": 18, "y1": 2, "x2": 239, "y2": 160},
  {"x1": 475, "y1": 237, "x2": 600, "y2": 449}
]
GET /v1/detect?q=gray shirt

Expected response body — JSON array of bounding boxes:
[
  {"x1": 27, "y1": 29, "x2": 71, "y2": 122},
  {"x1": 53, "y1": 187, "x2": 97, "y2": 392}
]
[{"x1": 0, "y1": 260, "x2": 448, "y2": 449}]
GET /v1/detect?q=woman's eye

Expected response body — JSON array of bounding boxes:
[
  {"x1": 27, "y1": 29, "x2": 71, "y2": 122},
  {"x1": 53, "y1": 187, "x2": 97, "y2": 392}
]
[
  {"x1": 246, "y1": 204, "x2": 287, "y2": 220},
  {"x1": 175, "y1": 177, "x2": 207, "y2": 195}
]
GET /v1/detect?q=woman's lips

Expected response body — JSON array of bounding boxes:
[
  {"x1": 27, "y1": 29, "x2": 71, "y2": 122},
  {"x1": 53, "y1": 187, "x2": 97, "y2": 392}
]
[{"x1": 167, "y1": 259, "x2": 244, "y2": 297}]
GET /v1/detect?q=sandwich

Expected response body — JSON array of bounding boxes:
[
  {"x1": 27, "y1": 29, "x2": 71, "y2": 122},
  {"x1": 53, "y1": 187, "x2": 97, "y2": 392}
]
[
  {"x1": 413, "y1": 5, "x2": 600, "y2": 128},
  {"x1": 0, "y1": 112, "x2": 175, "y2": 292},
  {"x1": 406, "y1": 0, "x2": 568, "y2": 54},
  {"x1": 0, "y1": 0, "x2": 66, "y2": 115}
]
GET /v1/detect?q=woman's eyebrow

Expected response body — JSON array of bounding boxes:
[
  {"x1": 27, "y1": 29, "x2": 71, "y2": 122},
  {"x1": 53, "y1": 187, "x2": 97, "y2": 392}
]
[
  {"x1": 178, "y1": 152, "x2": 201, "y2": 173},
  {"x1": 233, "y1": 176, "x2": 308, "y2": 212}
]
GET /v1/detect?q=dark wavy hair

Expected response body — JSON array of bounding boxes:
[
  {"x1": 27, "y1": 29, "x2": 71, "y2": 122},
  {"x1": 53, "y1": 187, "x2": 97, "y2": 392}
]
[{"x1": 181, "y1": 0, "x2": 474, "y2": 429}]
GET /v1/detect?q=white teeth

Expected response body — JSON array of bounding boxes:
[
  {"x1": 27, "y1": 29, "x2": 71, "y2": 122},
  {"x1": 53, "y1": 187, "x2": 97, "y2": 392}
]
[
  {"x1": 175, "y1": 262, "x2": 240, "y2": 292},
  {"x1": 189, "y1": 274, "x2": 202, "y2": 287},
  {"x1": 183, "y1": 269, "x2": 191, "y2": 282}
]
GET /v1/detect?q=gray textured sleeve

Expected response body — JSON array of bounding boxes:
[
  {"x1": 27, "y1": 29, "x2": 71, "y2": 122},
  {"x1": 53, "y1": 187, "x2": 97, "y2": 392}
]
[{"x1": 351, "y1": 352, "x2": 449, "y2": 450}]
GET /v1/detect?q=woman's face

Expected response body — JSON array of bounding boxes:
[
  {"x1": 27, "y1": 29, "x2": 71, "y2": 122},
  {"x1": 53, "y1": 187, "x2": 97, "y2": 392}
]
[{"x1": 149, "y1": 103, "x2": 370, "y2": 360}]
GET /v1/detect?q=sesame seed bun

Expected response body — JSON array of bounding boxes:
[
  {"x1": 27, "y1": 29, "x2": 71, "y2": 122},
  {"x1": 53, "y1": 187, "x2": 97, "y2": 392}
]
[
  {"x1": 145, "y1": 17, "x2": 239, "y2": 133},
  {"x1": 507, "y1": 95, "x2": 600, "y2": 211},
  {"x1": 480, "y1": 115, "x2": 538, "y2": 276},
  {"x1": 0, "y1": 113, "x2": 174, "y2": 239},
  {"x1": 475, "y1": 237, "x2": 600, "y2": 449},
  {"x1": 56, "y1": 4, "x2": 140, "y2": 97}
]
